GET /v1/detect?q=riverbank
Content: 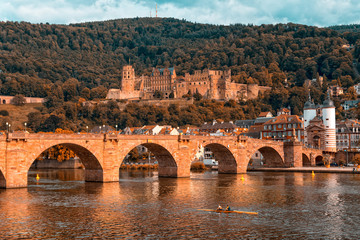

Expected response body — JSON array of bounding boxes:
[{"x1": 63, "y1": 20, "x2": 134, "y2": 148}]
[{"x1": 248, "y1": 166, "x2": 360, "y2": 174}]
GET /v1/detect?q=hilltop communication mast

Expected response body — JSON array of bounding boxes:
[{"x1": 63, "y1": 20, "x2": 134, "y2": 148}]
[{"x1": 156, "y1": 3, "x2": 158, "y2": 17}]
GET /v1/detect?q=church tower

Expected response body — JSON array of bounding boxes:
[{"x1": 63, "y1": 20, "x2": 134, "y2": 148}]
[
  {"x1": 322, "y1": 90, "x2": 336, "y2": 152},
  {"x1": 121, "y1": 65, "x2": 135, "y2": 92}
]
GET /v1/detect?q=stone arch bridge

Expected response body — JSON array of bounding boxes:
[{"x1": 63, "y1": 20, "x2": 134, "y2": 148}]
[{"x1": 0, "y1": 133, "x2": 323, "y2": 188}]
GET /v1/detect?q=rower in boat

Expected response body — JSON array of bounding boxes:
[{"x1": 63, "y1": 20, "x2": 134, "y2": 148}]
[
  {"x1": 225, "y1": 205, "x2": 231, "y2": 211},
  {"x1": 217, "y1": 205, "x2": 223, "y2": 211}
]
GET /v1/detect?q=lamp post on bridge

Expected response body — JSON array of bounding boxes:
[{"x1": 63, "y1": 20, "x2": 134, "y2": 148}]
[
  {"x1": 8, "y1": 124, "x2": 11, "y2": 133},
  {"x1": 86, "y1": 126, "x2": 88, "y2": 134},
  {"x1": 115, "y1": 124, "x2": 118, "y2": 133},
  {"x1": 103, "y1": 125, "x2": 105, "y2": 133},
  {"x1": 345, "y1": 148, "x2": 348, "y2": 166},
  {"x1": 24, "y1": 122, "x2": 27, "y2": 133}
]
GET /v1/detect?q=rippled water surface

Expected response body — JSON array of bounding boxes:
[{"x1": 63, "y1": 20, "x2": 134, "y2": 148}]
[{"x1": 1, "y1": 169, "x2": 360, "y2": 239}]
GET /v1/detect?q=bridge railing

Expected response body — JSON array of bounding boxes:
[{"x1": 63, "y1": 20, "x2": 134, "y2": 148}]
[{"x1": 7, "y1": 132, "x2": 28, "y2": 141}]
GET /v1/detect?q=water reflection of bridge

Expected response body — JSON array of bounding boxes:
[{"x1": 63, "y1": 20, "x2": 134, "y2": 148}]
[{"x1": 0, "y1": 133, "x2": 323, "y2": 188}]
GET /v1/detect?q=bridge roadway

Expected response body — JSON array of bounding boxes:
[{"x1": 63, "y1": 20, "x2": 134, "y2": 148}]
[{"x1": 0, "y1": 132, "x2": 323, "y2": 188}]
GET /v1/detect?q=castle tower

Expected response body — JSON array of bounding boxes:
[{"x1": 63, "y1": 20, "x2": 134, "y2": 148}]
[
  {"x1": 303, "y1": 93, "x2": 317, "y2": 146},
  {"x1": 322, "y1": 90, "x2": 336, "y2": 152},
  {"x1": 121, "y1": 65, "x2": 135, "y2": 92},
  {"x1": 224, "y1": 69, "x2": 232, "y2": 100}
]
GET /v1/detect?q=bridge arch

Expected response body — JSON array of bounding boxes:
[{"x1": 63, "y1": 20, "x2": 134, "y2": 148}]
[
  {"x1": 204, "y1": 143, "x2": 237, "y2": 173},
  {"x1": 302, "y1": 153, "x2": 311, "y2": 166},
  {"x1": 315, "y1": 155, "x2": 324, "y2": 166},
  {"x1": 121, "y1": 143, "x2": 179, "y2": 177},
  {"x1": 251, "y1": 146, "x2": 284, "y2": 167},
  {"x1": 141, "y1": 143, "x2": 178, "y2": 177},
  {"x1": 28, "y1": 143, "x2": 103, "y2": 182},
  {"x1": 0, "y1": 170, "x2": 5, "y2": 188}
]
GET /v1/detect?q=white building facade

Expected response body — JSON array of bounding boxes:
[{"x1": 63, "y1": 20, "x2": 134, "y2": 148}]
[{"x1": 304, "y1": 91, "x2": 336, "y2": 152}]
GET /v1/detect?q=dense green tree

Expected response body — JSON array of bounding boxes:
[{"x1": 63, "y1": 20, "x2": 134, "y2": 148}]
[{"x1": 11, "y1": 94, "x2": 26, "y2": 106}]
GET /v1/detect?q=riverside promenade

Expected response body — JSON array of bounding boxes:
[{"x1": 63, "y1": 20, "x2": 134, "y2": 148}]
[{"x1": 248, "y1": 166, "x2": 360, "y2": 174}]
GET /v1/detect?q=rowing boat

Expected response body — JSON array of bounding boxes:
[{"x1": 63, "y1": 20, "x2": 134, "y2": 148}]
[{"x1": 197, "y1": 209, "x2": 258, "y2": 215}]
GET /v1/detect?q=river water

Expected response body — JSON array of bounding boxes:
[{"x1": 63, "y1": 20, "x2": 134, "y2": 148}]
[{"x1": 0, "y1": 169, "x2": 359, "y2": 239}]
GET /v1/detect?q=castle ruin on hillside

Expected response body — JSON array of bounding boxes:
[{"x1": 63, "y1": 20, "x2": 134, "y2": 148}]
[{"x1": 106, "y1": 65, "x2": 271, "y2": 101}]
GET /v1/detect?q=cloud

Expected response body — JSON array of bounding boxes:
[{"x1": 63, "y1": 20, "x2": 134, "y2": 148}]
[{"x1": 1, "y1": 0, "x2": 360, "y2": 26}]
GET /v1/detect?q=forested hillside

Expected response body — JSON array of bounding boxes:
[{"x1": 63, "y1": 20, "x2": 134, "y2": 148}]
[
  {"x1": 0, "y1": 18, "x2": 360, "y2": 132},
  {"x1": 329, "y1": 24, "x2": 360, "y2": 33}
]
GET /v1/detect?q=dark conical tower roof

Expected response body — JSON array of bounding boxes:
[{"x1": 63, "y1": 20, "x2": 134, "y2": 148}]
[
  {"x1": 322, "y1": 89, "x2": 334, "y2": 108},
  {"x1": 304, "y1": 92, "x2": 315, "y2": 109}
]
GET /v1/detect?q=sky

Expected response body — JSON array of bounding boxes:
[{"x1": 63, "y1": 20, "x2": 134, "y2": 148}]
[{"x1": 1, "y1": 0, "x2": 360, "y2": 27}]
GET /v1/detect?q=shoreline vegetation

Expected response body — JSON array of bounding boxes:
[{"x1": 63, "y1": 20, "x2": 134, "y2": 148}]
[
  {"x1": 190, "y1": 162, "x2": 208, "y2": 170},
  {"x1": 120, "y1": 163, "x2": 158, "y2": 170},
  {"x1": 119, "y1": 162, "x2": 209, "y2": 171}
]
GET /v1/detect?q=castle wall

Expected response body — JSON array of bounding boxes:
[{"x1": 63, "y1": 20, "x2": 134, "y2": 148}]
[
  {"x1": 226, "y1": 83, "x2": 248, "y2": 100},
  {"x1": 0, "y1": 96, "x2": 45, "y2": 104},
  {"x1": 106, "y1": 89, "x2": 142, "y2": 100}
]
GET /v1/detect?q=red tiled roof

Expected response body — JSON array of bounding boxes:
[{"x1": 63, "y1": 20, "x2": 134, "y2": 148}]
[
  {"x1": 258, "y1": 112, "x2": 272, "y2": 117},
  {"x1": 264, "y1": 114, "x2": 303, "y2": 125}
]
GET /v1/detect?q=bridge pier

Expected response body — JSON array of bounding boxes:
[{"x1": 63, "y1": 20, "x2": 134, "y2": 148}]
[
  {"x1": 284, "y1": 141, "x2": 303, "y2": 167},
  {"x1": 4, "y1": 171, "x2": 28, "y2": 188},
  {"x1": 310, "y1": 153, "x2": 316, "y2": 166},
  {"x1": 102, "y1": 168, "x2": 120, "y2": 182}
]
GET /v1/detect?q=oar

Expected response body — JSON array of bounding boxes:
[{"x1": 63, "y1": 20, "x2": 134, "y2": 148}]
[{"x1": 197, "y1": 209, "x2": 258, "y2": 215}]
